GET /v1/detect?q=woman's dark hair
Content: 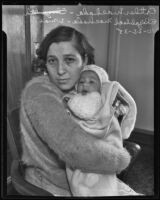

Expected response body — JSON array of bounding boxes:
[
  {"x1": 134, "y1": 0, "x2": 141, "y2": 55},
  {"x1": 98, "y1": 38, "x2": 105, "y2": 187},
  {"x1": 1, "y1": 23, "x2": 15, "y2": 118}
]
[{"x1": 32, "y1": 25, "x2": 95, "y2": 73}]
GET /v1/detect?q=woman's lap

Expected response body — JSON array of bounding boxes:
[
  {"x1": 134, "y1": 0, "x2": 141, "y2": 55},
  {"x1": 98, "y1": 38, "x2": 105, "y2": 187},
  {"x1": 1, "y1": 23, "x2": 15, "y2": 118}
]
[
  {"x1": 25, "y1": 167, "x2": 71, "y2": 196},
  {"x1": 24, "y1": 167, "x2": 144, "y2": 196}
]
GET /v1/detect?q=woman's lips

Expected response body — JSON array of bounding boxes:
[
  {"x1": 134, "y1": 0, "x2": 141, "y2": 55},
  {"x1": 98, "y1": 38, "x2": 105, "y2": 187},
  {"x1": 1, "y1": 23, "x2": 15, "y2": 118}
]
[{"x1": 57, "y1": 78, "x2": 69, "y2": 84}]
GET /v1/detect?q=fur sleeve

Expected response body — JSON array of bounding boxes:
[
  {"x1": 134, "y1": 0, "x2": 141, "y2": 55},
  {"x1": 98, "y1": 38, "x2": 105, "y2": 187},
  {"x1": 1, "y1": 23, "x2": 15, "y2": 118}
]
[{"x1": 21, "y1": 77, "x2": 131, "y2": 174}]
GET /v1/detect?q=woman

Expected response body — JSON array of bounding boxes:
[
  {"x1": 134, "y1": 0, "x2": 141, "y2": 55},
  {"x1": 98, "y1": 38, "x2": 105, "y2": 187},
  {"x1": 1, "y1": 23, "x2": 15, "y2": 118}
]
[{"x1": 20, "y1": 25, "x2": 139, "y2": 196}]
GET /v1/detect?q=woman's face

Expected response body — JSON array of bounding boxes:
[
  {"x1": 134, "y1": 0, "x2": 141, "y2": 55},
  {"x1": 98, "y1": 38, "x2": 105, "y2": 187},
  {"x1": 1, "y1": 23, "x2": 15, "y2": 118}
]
[{"x1": 46, "y1": 41, "x2": 87, "y2": 92}]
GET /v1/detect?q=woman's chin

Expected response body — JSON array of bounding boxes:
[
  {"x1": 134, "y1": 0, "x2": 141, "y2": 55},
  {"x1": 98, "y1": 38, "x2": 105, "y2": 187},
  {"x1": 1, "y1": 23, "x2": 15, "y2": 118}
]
[{"x1": 57, "y1": 83, "x2": 73, "y2": 92}]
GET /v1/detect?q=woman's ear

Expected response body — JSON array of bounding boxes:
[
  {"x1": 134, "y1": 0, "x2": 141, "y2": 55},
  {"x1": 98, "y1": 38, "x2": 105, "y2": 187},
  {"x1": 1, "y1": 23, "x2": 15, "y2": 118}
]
[{"x1": 82, "y1": 54, "x2": 88, "y2": 66}]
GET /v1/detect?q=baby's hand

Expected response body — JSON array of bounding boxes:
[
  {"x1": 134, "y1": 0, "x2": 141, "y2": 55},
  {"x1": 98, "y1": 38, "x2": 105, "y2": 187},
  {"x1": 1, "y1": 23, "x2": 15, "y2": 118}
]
[
  {"x1": 63, "y1": 96, "x2": 70, "y2": 103},
  {"x1": 63, "y1": 93, "x2": 75, "y2": 106},
  {"x1": 67, "y1": 168, "x2": 99, "y2": 196},
  {"x1": 119, "y1": 105, "x2": 129, "y2": 115},
  {"x1": 66, "y1": 168, "x2": 87, "y2": 196}
]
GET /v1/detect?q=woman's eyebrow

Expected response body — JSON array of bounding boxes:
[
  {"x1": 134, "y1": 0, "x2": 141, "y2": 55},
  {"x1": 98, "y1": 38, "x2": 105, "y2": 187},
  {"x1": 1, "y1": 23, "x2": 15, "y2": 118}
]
[
  {"x1": 63, "y1": 54, "x2": 76, "y2": 57},
  {"x1": 47, "y1": 55, "x2": 56, "y2": 58}
]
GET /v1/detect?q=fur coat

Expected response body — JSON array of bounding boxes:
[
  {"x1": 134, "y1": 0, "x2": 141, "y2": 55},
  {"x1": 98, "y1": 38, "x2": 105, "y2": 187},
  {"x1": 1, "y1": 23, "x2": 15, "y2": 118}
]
[{"x1": 20, "y1": 75, "x2": 131, "y2": 195}]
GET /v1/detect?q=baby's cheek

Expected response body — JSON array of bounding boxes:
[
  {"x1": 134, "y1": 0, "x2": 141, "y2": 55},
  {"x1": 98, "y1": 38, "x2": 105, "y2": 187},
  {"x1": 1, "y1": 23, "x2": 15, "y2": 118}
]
[
  {"x1": 90, "y1": 86, "x2": 98, "y2": 92},
  {"x1": 77, "y1": 85, "x2": 82, "y2": 93}
]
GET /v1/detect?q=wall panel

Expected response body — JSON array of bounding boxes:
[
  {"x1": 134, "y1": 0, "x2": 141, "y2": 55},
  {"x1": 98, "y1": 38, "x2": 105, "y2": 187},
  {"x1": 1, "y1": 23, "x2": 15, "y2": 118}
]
[{"x1": 3, "y1": 5, "x2": 32, "y2": 112}]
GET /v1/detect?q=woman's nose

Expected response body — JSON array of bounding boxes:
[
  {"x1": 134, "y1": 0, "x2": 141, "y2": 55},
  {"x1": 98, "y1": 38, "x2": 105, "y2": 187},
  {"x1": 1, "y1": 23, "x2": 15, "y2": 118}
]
[{"x1": 57, "y1": 62, "x2": 66, "y2": 75}]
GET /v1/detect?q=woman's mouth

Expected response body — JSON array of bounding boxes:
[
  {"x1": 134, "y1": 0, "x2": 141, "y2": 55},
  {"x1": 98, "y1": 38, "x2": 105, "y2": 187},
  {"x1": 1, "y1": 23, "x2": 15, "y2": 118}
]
[{"x1": 57, "y1": 79, "x2": 69, "y2": 84}]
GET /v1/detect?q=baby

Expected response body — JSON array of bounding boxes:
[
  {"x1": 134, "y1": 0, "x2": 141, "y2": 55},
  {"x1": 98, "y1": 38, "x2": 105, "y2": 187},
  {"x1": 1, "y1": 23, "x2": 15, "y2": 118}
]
[
  {"x1": 64, "y1": 67, "x2": 103, "y2": 122},
  {"x1": 63, "y1": 65, "x2": 137, "y2": 196},
  {"x1": 64, "y1": 65, "x2": 129, "y2": 137}
]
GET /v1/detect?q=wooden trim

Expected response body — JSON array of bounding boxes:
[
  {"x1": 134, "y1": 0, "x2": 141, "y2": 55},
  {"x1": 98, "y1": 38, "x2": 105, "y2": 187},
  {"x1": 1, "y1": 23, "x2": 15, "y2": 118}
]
[
  {"x1": 7, "y1": 118, "x2": 19, "y2": 160},
  {"x1": 106, "y1": 6, "x2": 121, "y2": 81},
  {"x1": 24, "y1": 5, "x2": 32, "y2": 80},
  {"x1": 7, "y1": 176, "x2": 12, "y2": 185},
  {"x1": 128, "y1": 128, "x2": 154, "y2": 147},
  {"x1": 134, "y1": 128, "x2": 154, "y2": 135},
  {"x1": 30, "y1": 5, "x2": 44, "y2": 43}
]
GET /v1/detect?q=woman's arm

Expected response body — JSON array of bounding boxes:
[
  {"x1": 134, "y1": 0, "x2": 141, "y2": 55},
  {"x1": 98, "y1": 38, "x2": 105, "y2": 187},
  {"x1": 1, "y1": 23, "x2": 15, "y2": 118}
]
[{"x1": 21, "y1": 77, "x2": 131, "y2": 174}]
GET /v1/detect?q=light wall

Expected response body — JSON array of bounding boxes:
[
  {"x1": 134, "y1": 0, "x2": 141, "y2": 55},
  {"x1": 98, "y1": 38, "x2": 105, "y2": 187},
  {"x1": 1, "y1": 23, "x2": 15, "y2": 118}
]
[
  {"x1": 118, "y1": 33, "x2": 154, "y2": 132},
  {"x1": 116, "y1": 6, "x2": 158, "y2": 133}
]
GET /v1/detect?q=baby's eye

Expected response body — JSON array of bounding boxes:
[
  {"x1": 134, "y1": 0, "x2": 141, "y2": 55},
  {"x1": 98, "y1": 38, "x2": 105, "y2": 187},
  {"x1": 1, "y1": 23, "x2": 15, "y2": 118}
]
[
  {"x1": 79, "y1": 80, "x2": 84, "y2": 84},
  {"x1": 89, "y1": 80, "x2": 96, "y2": 84}
]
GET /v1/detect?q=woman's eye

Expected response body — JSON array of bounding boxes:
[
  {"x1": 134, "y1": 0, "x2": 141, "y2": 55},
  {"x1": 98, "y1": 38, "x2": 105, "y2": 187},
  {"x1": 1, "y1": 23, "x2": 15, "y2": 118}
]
[
  {"x1": 47, "y1": 58, "x2": 57, "y2": 65},
  {"x1": 65, "y1": 57, "x2": 75, "y2": 64}
]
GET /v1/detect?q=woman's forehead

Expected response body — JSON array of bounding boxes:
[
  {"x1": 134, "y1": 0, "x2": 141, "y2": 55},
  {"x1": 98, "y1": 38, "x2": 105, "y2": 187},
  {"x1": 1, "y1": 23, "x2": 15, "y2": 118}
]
[{"x1": 47, "y1": 41, "x2": 79, "y2": 56}]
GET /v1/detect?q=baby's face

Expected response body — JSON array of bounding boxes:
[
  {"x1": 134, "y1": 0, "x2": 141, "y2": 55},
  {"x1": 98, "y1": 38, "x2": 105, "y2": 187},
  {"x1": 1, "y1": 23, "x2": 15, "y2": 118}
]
[{"x1": 77, "y1": 70, "x2": 101, "y2": 95}]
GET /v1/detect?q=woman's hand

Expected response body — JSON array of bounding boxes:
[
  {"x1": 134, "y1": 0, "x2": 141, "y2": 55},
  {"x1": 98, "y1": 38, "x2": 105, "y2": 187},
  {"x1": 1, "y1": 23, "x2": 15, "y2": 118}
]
[{"x1": 22, "y1": 78, "x2": 131, "y2": 174}]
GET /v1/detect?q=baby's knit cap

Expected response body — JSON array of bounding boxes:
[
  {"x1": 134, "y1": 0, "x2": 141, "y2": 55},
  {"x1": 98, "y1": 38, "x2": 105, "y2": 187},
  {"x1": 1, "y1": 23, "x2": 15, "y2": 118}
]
[{"x1": 81, "y1": 65, "x2": 109, "y2": 85}]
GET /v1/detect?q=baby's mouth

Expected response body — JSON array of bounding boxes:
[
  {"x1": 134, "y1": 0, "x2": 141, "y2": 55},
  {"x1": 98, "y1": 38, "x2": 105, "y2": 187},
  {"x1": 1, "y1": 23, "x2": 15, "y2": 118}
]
[{"x1": 81, "y1": 90, "x2": 88, "y2": 95}]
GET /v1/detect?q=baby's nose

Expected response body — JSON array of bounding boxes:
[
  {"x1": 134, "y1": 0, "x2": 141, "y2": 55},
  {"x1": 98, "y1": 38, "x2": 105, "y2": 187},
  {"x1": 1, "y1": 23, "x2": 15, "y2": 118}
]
[
  {"x1": 81, "y1": 85, "x2": 90, "y2": 94},
  {"x1": 82, "y1": 83, "x2": 89, "y2": 90}
]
